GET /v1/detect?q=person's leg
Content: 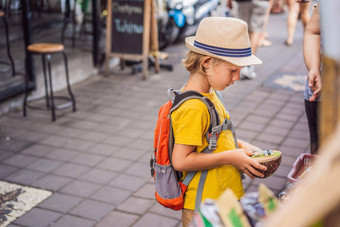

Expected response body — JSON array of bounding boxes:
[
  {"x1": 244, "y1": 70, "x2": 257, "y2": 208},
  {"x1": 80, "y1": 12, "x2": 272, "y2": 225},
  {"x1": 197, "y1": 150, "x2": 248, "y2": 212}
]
[
  {"x1": 304, "y1": 100, "x2": 319, "y2": 154},
  {"x1": 182, "y1": 209, "x2": 195, "y2": 227},
  {"x1": 259, "y1": 0, "x2": 274, "y2": 47},
  {"x1": 299, "y1": 1, "x2": 311, "y2": 28},
  {"x1": 286, "y1": 0, "x2": 300, "y2": 45}
]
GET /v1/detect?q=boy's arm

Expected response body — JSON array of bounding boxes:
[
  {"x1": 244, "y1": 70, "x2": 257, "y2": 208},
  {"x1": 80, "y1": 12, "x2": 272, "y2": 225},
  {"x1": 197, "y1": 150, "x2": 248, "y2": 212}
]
[
  {"x1": 172, "y1": 143, "x2": 266, "y2": 179},
  {"x1": 303, "y1": 6, "x2": 321, "y2": 101}
]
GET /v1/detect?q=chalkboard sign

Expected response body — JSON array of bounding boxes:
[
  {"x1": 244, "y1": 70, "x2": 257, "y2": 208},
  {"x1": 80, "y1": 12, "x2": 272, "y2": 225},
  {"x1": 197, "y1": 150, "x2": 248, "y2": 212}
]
[
  {"x1": 111, "y1": 0, "x2": 144, "y2": 54},
  {"x1": 105, "y1": 0, "x2": 159, "y2": 79}
]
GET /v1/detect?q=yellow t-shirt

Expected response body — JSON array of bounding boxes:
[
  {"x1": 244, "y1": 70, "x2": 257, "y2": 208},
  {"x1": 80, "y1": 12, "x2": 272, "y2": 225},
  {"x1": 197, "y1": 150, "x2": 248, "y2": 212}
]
[{"x1": 171, "y1": 90, "x2": 244, "y2": 210}]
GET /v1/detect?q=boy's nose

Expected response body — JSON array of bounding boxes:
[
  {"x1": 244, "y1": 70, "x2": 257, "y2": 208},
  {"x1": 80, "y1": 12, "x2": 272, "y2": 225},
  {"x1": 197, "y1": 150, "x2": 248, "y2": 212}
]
[{"x1": 233, "y1": 72, "x2": 241, "y2": 81}]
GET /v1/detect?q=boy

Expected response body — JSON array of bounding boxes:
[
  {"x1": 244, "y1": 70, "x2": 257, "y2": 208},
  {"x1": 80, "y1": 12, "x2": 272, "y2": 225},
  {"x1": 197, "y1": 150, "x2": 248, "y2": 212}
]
[{"x1": 171, "y1": 17, "x2": 267, "y2": 226}]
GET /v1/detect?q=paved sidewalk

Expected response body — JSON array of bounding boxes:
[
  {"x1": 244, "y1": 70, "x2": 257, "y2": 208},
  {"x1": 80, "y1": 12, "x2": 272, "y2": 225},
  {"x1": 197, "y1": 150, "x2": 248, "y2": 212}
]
[{"x1": 0, "y1": 13, "x2": 309, "y2": 227}]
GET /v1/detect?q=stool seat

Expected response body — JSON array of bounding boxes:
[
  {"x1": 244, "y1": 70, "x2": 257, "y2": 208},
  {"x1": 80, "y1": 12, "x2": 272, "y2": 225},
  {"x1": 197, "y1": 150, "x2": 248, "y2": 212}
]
[
  {"x1": 0, "y1": 11, "x2": 4, "y2": 18},
  {"x1": 27, "y1": 43, "x2": 64, "y2": 53}
]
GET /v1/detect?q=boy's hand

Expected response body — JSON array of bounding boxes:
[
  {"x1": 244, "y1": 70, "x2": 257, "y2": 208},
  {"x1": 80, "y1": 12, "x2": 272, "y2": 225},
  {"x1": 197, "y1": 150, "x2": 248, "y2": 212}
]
[{"x1": 227, "y1": 149, "x2": 267, "y2": 179}]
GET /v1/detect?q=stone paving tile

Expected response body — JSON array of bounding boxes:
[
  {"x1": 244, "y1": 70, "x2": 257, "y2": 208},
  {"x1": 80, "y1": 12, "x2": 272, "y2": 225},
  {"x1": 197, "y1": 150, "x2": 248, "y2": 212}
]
[
  {"x1": 281, "y1": 137, "x2": 309, "y2": 150},
  {"x1": 269, "y1": 118, "x2": 295, "y2": 129},
  {"x1": 244, "y1": 114, "x2": 271, "y2": 125},
  {"x1": 86, "y1": 143, "x2": 120, "y2": 156},
  {"x1": 102, "y1": 134, "x2": 134, "y2": 146},
  {"x1": 238, "y1": 121, "x2": 265, "y2": 133},
  {"x1": 53, "y1": 163, "x2": 90, "y2": 178},
  {"x1": 5, "y1": 169, "x2": 45, "y2": 185},
  {"x1": 289, "y1": 129, "x2": 310, "y2": 140},
  {"x1": 56, "y1": 127, "x2": 85, "y2": 138},
  {"x1": 276, "y1": 111, "x2": 302, "y2": 122},
  {"x1": 68, "y1": 120, "x2": 99, "y2": 130},
  {"x1": 69, "y1": 199, "x2": 115, "y2": 221},
  {"x1": 149, "y1": 203, "x2": 182, "y2": 220},
  {"x1": 125, "y1": 138, "x2": 153, "y2": 151},
  {"x1": 60, "y1": 180, "x2": 101, "y2": 197},
  {"x1": 256, "y1": 133, "x2": 284, "y2": 145},
  {"x1": 32, "y1": 174, "x2": 73, "y2": 191},
  {"x1": 96, "y1": 211, "x2": 139, "y2": 227},
  {"x1": 0, "y1": 150, "x2": 15, "y2": 161},
  {"x1": 0, "y1": 139, "x2": 33, "y2": 152},
  {"x1": 78, "y1": 130, "x2": 110, "y2": 142},
  {"x1": 133, "y1": 183, "x2": 155, "y2": 200},
  {"x1": 92, "y1": 123, "x2": 120, "y2": 134},
  {"x1": 0, "y1": 164, "x2": 18, "y2": 178},
  {"x1": 117, "y1": 196, "x2": 154, "y2": 215},
  {"x1": 233, "y1": 128, "x2": 258, "y2": 141},
  {"x1": 40, "y1": 135, "x2": 70, "y2": 147},
  {"x1": 14, "y1": 130, "x2": 49, "y2": 142},
  {"x1": 119, "y1": 127, "x2": 148, "y2": 139},
  {"x1": 80, "y1": 168, "x2": 117, "y2": 184},
  {"x1": 275, "y1": 164, "x2": 293, "y2": 178},
  {"x1": 281, "y1": 154, "x2": 301, "y2": 167},
  {"x1": 263, "y1": 125, "x2": 290, "y2": 137},
  {"x1": 133, "y1": 213, "x2": 179, "y2": 227},
  {"x1": 20, "y1": 144, "x2": 54, "y2": 157},
  {"x1": 38, "y1": 192, "x2": 83, "y2": 213},
  {"x1": 52, "y1": 215, "x2": 96, "y2": 227},
  {"x1": 279, "y1": 145, "x2": 307, "y2": 157},
  {"x1": 69, "y1": 153, "x2": 105, "y2": 167},
  {"x1": 13, "y1": 208, "x2": 62, "y2": 226},
  {"x1": 45, "y1": 148, "x2": 80, "y2": 162},
  {"x1": 109, "y1": 174, "x2": 147, "y2": 192},
  {"x1": 91, "y1": 185, "x2": 132, "y2": 205},
  {"x1": 97, "y1": 157, "x2": 132, "y2": 172},
  {"x1": 113, "y1": 147, "x2": 147, "y2": 161},
  {"x1": 26, "y1": 158, "x2": 63, "y2": 173},
  {"x1": 2, "y1": 154, "x2": 38, "y2": 168},
  {"x1": 125, "y1": 162, "x2": 150, "y2": 178},
  {"x1": 62, "y1": 138, "x2": 96, "y2": 151},
  {"x1": 31, "y1": 123, "x2": 65, "y2": 134},
  {"x1": 252, "y1": 175, "x2": 287, "y2": 192}
]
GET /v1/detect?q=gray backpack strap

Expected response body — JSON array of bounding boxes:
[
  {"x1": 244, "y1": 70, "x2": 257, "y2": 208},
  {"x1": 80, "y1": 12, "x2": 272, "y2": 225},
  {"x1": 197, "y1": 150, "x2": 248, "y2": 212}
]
[{"x1": 194, "y1": 146, "x2": 213, "y2": 211}]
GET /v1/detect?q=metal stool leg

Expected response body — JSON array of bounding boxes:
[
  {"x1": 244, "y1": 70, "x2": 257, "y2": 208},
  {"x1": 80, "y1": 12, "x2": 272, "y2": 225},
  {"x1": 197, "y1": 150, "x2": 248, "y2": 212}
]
[
  {"x1": 62, "y1": 52, "x2": 76, "y2": 112},
  {"x1": 3, "y1": 16, "x2": 15, "y2": 76},
  {"x1": 42, "y1": 54, "x2": 50, "y2": 108},
  {"x1": 46, "y1": 54, "x2": 56, "y2": 121},
  {"x1": 23, "y1": 73, "x2": 29, "y2": 117}
]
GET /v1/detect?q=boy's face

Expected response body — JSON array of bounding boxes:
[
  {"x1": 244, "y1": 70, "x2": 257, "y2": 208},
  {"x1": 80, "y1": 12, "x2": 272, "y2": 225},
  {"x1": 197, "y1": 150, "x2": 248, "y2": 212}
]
[{"x1": 205, "y1": 59, "x2": 242, "y2": 91}]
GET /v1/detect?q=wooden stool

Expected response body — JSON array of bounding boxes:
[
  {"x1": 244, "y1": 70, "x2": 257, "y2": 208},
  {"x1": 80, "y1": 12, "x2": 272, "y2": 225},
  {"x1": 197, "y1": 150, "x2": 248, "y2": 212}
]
[
  {"x1": 0, "y1": 10, "x2": 15, "y2": 76},
  {"x1": 23, "y1": 43, "x2": 76, "y2": 121}
]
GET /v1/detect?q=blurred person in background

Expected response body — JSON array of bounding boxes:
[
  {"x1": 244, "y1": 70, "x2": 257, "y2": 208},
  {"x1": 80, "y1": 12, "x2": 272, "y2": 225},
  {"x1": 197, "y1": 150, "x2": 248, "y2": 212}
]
[
  {"x1": 228, "y1": 0, "x2": 270, "y2": 79},
  {"x1": 303, "y1": 4, "x2": 321, "y2": 154},
  {"x1": 285, "y1": 0, "x2": 311, "y2": 46}
]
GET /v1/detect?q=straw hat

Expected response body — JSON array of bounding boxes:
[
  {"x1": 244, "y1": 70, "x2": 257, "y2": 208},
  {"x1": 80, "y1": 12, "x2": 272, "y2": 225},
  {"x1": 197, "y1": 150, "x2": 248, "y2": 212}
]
[{"x1": 185, "y1": 17, "x2": 262, "y2": 66}]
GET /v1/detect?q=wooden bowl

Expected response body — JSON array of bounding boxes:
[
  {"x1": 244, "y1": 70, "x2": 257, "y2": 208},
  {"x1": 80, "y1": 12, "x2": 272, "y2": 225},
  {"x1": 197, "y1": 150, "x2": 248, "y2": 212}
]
[{"x1": 251, "y1": 150, "x2": 281, "y2": 178}]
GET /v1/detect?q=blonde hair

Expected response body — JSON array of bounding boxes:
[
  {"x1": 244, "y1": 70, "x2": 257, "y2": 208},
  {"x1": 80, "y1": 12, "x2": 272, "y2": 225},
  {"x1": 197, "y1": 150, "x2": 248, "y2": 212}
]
[{"x1": 182, "y1": 51, "x2": 233, "y2": 75}]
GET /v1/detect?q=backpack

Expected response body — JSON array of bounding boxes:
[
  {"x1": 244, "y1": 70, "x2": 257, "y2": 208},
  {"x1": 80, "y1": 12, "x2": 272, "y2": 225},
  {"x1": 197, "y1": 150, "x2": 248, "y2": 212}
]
[{"x1": 150, "y1": 89, "x2": 239, "y2": 211}]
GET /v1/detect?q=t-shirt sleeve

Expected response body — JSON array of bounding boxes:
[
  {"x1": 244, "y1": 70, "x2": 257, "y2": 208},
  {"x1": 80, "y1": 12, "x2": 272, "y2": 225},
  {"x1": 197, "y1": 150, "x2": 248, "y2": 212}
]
[{"x1": 171, "y1": 100, "x2": 210, "y2": 146}]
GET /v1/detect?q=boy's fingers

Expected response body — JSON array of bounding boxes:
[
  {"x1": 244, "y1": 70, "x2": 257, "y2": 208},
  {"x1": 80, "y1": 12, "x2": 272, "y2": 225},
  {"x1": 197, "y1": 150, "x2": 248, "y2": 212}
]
[
  {"x1": 242, "y1": 169, "x2": 255, "y2": 179},
  {"x1": 248, "y1": 165, "x2": 264, "y2": 178},
  {"x1": 252, "y1": 161, "x2": 267, "y2": 171}
]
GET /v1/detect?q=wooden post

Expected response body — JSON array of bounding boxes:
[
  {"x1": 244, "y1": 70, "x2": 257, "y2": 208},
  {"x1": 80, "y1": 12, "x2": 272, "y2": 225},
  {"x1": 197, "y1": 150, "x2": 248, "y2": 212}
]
[
  {"x1": 318, "y1": 0, "x2": 340, "y2": 151},
  {"x1": 319, "y1": 56, "x2": 340, "y2": 148},
  {"x1": 104, "y1": 0, "x2": 112, "y2": 76},
  {"x1": 151, "y1": 0, "x2": 160, "y2": 73},
  {"x1": 142, "y1": 0, "x2": 151, "y2": 79}
]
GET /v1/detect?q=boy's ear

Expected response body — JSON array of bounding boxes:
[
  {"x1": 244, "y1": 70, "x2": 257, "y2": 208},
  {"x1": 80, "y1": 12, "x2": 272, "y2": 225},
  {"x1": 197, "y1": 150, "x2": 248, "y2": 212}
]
[{"x1": 202, "y1": 56, "x2": 212, "y2": 68}]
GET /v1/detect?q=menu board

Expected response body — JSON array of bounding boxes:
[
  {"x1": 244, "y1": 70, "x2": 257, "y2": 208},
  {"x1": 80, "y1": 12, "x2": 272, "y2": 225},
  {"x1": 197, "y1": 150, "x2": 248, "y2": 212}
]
[{"x1": 110, "y1": 0, "x2": 144, "y2": 54}]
